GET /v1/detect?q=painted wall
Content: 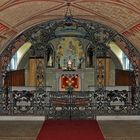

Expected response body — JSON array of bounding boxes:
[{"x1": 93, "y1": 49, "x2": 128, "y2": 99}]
[{"x1": 17, "y1": 38, "x2": 117, "y2": 89}]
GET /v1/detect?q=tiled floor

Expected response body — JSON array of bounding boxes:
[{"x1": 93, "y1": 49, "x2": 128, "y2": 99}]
[
  {"x1": 99, "y1": 120, "x2": 140, "y2": 140},
  {"x1": 0, "y1": 120, "x2": 140, "y2": 140},
  {"x1": 0, "y1": 121, "x2": 43, "y2": 140}
]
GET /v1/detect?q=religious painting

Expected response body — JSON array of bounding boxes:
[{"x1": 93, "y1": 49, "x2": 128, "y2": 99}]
[{"x1": 56, "y1": 37, "x2": 85, "y2": 69}]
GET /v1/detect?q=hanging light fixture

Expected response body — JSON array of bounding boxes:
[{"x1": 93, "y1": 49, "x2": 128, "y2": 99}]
[{"x1": 64, "y1": 1, "x2": 73, "y2": 26}]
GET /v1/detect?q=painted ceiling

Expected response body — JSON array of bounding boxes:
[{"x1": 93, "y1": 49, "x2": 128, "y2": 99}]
[{"x1": 0, "y1": 0, "x2": 140, "y2": 54}]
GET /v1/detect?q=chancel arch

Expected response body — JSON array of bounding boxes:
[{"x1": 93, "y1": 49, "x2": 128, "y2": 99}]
[{"x1": 0, "y1": 17, "x2": 140, "y2": 118}]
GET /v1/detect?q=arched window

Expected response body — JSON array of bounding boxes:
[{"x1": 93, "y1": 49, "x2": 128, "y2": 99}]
[
  {"x1": 45, "y1": 44, "x2": 54, "y2": 67},
  {"x1": 86, "y1": 44, "x2": 95, "y2": 68}
]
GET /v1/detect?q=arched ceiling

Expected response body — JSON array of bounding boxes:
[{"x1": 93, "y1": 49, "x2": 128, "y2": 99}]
[{"x1": 0, "y1": 0, "x2": 140, "y2": 53}]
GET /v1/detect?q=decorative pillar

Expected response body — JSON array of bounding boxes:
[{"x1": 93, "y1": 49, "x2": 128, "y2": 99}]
[{"x1": 28, "y1": 57, "x2": 46, "y2": 87}]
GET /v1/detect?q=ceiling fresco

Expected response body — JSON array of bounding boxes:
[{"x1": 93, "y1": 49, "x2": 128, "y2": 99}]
[{"x1": 0, "y1": 0, "x2": 140, "y2": 54}]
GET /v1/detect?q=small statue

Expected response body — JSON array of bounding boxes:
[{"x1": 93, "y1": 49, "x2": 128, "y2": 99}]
[{"x1": 67, "y1": 56, "x2": 72, "y2": 70}]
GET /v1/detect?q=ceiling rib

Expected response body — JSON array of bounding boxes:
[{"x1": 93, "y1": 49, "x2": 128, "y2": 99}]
[
  {"x1": 13, "y1": 3, "x2": 66, "y2": 28},
  {"x1": 73, "y1": 0, "x2": 140, "y2": 14},
  {"x1": 71, "y1": 3, "x2": 125, "y2": 29},
  {"x1": 0, "y1": 0, "x2": 64, "y2": 12}
]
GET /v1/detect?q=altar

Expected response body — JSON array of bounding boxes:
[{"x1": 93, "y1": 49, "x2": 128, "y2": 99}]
[{"x1": 57, "y1": 71, "x2": 82, "y2": 91}]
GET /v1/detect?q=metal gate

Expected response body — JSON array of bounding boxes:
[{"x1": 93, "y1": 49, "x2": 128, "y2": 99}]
[{"x1": 48, "y1": 91, "x2": 94, "y2": 119}]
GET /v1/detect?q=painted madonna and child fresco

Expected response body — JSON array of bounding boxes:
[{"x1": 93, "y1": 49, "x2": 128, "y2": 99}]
[{"x1": 56, "y1": 37, "x2": 85, "y2": 70}]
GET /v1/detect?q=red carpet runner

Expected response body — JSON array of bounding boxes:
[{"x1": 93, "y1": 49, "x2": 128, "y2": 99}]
[{"x1": 36, "y1": 120, "x2": 105, "y2": 140}]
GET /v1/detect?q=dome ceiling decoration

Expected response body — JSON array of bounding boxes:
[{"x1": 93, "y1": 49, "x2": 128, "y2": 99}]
[{"x1": 0, "y1": 0, "x2": 140, "y2": 54}]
